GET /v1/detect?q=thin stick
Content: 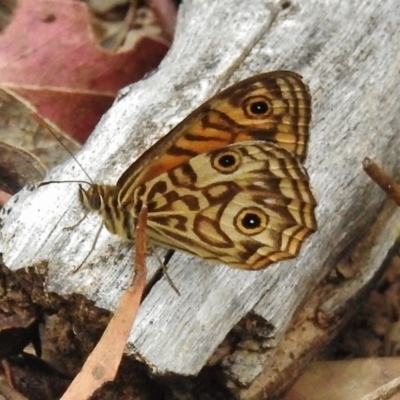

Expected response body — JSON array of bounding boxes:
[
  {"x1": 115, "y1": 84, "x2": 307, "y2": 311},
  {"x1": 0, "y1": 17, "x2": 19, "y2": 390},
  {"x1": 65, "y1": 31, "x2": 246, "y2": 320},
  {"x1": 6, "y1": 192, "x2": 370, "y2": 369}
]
[
  {"x1": 363, "y1": 158, "x2": 400, "y2": 207},
  {"x1": 359, "y1": 374, "x2": 400, "y2": 400}
]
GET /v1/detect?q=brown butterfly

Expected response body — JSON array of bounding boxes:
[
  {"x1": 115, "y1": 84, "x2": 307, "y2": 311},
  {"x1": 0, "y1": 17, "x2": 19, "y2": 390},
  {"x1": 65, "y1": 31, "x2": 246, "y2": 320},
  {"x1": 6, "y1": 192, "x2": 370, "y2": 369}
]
[{"x1": 79, "y1": 71, "x2": 317, "y2": 270}]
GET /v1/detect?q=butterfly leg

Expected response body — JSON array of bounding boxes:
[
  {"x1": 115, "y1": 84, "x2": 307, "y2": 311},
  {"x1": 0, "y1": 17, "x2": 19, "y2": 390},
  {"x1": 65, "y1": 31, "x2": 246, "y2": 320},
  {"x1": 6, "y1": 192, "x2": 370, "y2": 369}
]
[
  {"x1": 151, "y1": 246, "x2": 180, "y2": 295},
  {"x1": 72, "y1": 222, "x2": 104, "y2": 273},
  {"x1": 163, "y1": 249, "x2": 175, "y2": 267},
  {"x1": 63, "y1": 210, "x2": 88, "y2": 231}
]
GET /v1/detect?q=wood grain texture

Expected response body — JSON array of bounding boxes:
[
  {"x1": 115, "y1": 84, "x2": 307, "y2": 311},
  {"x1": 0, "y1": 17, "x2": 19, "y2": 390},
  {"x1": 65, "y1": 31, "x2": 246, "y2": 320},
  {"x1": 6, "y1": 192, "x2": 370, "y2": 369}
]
[{"x1": 1, "y1": 0, "x2": 400, "y2": 386}]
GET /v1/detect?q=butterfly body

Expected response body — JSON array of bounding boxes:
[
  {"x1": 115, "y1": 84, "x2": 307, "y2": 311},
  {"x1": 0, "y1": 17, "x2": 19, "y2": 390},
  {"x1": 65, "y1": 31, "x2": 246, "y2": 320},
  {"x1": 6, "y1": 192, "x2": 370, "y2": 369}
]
[{"x1": 79, "y1": 71, "x2": 317, "y2": 270}]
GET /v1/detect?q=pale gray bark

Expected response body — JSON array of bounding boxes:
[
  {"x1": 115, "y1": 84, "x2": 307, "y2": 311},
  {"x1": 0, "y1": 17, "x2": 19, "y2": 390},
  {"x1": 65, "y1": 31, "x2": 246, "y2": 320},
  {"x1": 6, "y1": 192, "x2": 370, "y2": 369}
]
[{"x1": 1, "y1": 0, "x2": 400, "y2": 395}]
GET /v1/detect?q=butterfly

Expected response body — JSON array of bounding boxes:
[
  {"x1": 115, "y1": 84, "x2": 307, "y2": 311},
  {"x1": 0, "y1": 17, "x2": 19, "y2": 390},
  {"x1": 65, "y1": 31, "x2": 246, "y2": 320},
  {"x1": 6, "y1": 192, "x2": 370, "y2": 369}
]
[{"x1": 79, "y1": 71, "x2": 317, "y2": 270}]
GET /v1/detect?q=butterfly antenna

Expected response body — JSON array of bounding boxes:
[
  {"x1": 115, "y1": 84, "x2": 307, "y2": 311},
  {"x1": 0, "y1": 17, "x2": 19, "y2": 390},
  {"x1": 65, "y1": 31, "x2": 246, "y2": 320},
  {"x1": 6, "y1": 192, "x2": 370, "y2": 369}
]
[
  {"x1": 32, "y1": 113, "x2": 94, "y2": 184},
  {"x1": 37, "y1": 180, "x2": 92, "y2": 188}
]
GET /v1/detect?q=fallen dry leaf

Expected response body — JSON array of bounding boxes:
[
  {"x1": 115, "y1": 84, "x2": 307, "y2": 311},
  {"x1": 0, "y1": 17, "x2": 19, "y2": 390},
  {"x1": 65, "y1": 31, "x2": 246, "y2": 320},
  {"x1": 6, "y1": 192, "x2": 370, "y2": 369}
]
[
  {"x1": 0, "y1": 88, "x2": 80, "y2": 169},
  {"x1": 284, "y1": 358, "x2": 400, "y2": 400},
  {"x1": 0, "y1": 141, "x2": 46, "y2": 192},
  {"x1": 0, "y1": 0, "x2": 169, "y2": 142},
  {"x1": 60, "y1": 205, "x2": 148, "y2": 400}
]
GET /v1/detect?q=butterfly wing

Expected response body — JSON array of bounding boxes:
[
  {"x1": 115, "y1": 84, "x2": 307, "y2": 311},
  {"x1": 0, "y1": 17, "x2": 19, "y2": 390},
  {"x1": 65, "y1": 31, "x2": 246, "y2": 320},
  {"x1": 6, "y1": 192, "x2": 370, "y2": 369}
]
[
  {"x1": 132, "y1": 141, "x2": 317, "y2": 270},
  {"x1": 117, "y1": 71, "x2": 311, "y2": 203}
]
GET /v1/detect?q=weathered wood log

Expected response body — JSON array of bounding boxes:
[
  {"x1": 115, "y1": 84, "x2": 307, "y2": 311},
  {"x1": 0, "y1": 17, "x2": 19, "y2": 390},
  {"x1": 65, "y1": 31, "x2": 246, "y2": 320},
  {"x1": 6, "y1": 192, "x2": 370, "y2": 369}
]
[{"x1": 1, "y1": 0, "x2": 400, "y2": 398}]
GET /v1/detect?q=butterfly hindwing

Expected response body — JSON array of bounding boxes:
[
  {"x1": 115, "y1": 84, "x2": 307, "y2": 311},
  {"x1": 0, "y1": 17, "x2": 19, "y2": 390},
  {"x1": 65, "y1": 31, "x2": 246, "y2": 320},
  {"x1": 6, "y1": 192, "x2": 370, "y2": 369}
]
[{"x1": 133, "y1": 141, "x2": 317, "y2": 270}]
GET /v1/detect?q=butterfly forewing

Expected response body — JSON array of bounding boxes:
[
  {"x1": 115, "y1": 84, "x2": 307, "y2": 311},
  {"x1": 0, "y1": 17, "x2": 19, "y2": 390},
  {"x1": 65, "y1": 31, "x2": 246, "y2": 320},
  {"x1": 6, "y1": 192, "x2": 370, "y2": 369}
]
[
  {"x1": 132, "y1": 142, "x2": 316, "y2": 270},
  {"x1": 116, "y1": 71, "x2": 311, "y2": 205}
]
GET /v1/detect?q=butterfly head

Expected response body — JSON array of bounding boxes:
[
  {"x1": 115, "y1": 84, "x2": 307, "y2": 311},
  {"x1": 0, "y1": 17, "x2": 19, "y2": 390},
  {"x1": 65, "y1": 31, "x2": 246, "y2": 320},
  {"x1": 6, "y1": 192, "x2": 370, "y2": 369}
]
[
  {"x1": 78, "y1": 183, "x2": 125, "y2": 236},
  {"x1": 79, "y1": 184, "x2": 106, "y2": 212}
]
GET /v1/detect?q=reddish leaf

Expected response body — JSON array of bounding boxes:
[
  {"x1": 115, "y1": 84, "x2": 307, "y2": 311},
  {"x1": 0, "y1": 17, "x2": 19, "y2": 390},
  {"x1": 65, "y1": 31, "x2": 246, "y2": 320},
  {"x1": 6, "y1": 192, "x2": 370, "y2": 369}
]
[
  {"x1": 0, "y1": 0, "x2": 169, "y2": 142},
  {"x1": 60, "y1": 206, "x2": 148, "y2": 400}
]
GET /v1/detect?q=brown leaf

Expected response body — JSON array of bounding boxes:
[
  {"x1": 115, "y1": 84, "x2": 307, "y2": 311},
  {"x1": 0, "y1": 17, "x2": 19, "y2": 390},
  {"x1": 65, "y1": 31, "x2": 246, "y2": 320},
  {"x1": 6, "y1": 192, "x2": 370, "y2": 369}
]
[
  {"x1": 60, "y1": 206, "x2": 148, "y2": 400},
  {"x1": 0, "y1": 141, "x2": 46, "y2": 198},
  {"x1": 284, "y1": 358, "x2": 400, "y2": 400},
  {"x1": 0, "y1": 87, "x2": 80, "y2": 170}
]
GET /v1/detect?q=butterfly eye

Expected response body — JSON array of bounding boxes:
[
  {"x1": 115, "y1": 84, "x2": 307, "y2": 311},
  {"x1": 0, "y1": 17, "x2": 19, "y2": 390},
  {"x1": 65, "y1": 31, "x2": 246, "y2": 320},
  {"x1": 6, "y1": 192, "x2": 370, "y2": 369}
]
[
  {"x1": 212, "y1": 150, "x2": 241, "y2": 173},
  {"x1": 243, "y1": 96, "x2": 272, "y2": 118},
  {"x1": 90, "y1": 192, "x2": 102, "y2": 211},
  {"x1": 235, "y1": 208, "x2": 267, "y2": 236},
  {"x1": 80, "y1": 185, "x2": 102, "y2": 211}
]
